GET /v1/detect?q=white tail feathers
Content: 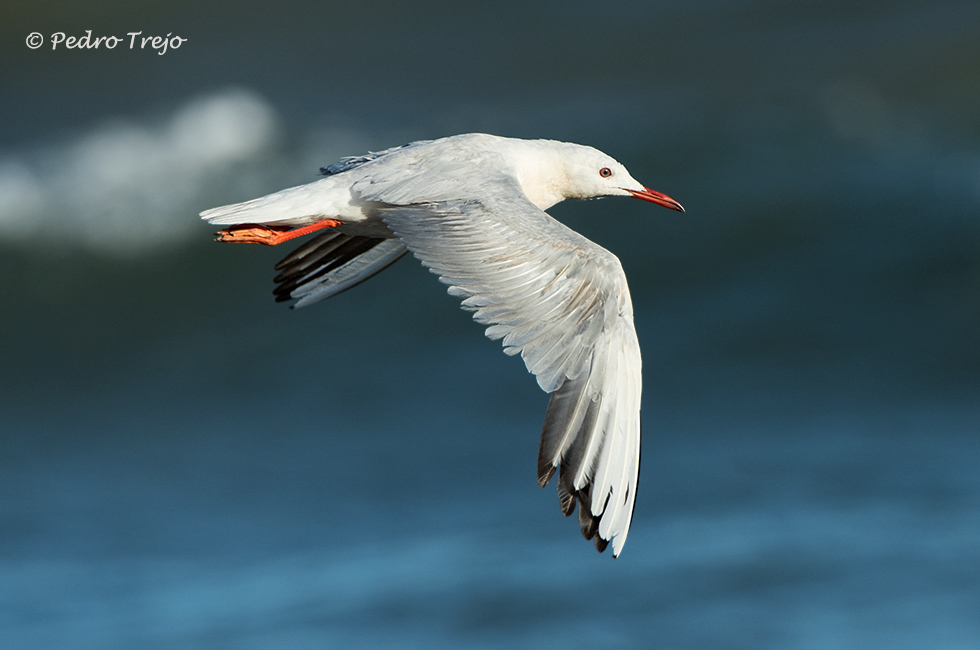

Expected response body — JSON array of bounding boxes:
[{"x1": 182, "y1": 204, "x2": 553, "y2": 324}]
[{"x1": 200, "y1": 178, "x2": 339, "y2": 226}]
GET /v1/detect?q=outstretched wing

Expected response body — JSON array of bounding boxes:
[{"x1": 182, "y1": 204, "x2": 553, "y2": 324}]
[{"x1": 378, "y1": 187, "x2": 642, "y2": 557}]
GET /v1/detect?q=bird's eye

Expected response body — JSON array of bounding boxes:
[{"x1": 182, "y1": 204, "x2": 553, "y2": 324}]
[{"x1": 599, "y1": 167, "x2": 612, "y2": 178}]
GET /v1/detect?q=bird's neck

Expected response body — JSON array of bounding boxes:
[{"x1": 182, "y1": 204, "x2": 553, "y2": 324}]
[{"x1": 511, "y1": 144, "x2": 568, "y2": 211}]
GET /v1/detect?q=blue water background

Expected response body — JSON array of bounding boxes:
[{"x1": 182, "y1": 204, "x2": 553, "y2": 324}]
[{"x1": 1, "y1": 1, "x2": 979, "y2": 648}]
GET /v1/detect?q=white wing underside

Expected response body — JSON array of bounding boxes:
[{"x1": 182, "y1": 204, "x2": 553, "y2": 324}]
[{"x1": 373, "y1": 179, "x2": 642, "y2": 557}]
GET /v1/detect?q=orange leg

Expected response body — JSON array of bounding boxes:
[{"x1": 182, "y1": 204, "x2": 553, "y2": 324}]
[{"x1": 215, "y1": 218, "x2": 342, "y2": 246}]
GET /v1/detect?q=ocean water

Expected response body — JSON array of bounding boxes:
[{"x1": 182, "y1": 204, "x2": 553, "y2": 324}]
[{"x1": 2, "y1": 1, "x2": 979, "y2": 648}]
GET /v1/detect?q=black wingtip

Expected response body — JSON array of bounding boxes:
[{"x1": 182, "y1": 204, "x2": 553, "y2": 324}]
[
  {"x1": 594, "y1": 536, "x2": 609, "y2": 554},
  {"x1": 537, "y1": 463, "x2": 556, "y2": 488},
  {"x1": 578, "y1": 502, "x2": 598, "y2": 541},
  {"x1": 558, "y1": 489, "x2": 576, "y2": 517}
]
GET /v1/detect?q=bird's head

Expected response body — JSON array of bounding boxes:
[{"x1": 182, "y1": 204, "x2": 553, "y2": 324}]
[{"x1": 553, "y1": 143, "x2": 685, "y2": 213}]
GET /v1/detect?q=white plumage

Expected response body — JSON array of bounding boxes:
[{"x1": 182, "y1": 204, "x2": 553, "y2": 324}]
[{"x1": 201, "y1": 133, "x2": 683, "y2": 557}]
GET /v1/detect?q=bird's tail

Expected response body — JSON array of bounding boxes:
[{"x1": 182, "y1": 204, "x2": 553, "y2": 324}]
[{"x1": 200, "y1": 181, "x2": 333, "y2": 227}]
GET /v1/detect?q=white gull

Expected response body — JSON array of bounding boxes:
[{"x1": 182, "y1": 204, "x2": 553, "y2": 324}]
[{"x1": 201, "y1": 133, "x2": 684, "y2": 557}]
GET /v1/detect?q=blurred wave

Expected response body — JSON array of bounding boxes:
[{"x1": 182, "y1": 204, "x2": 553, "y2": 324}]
[{"x1": 0, "y1": 89, "x2": 279, "y2": 252}]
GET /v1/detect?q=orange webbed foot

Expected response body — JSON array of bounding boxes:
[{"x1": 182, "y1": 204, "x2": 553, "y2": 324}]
[{"x1": 215, "y1": 219, "x2": 342, "y2": 246}]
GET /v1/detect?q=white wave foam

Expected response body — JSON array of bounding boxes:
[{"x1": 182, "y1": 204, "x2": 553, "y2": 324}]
[{"x1": 0, "y1": 88, "x2": 280, "y2": 253}]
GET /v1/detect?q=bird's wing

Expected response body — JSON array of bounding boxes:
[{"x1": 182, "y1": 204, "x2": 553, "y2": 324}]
[
  {"x1": 271, "y1": 231, "x2": 408, "y2": 307},
  {"x1": 349, "y1": 134, "x2": 514, "y2": 205},
  {"x1": 378, "y1": 187, "x2": 642, "y2": 557},
  {"x1": 320, "y1": 139, "x2": 432, "y2": 175}
]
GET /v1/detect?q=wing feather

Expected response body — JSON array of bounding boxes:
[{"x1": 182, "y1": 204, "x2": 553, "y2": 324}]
[
  {"x1": 272, "y1": 234, "x2": 408, "y2": 307},
  {"x1": 379, "y1": 188, "x2": 642, "y2": 557}
]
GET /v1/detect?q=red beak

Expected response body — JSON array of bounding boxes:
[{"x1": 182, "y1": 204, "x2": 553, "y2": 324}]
[{"x1": 626, "y1": 187, "x2": 685, "y2": 212}]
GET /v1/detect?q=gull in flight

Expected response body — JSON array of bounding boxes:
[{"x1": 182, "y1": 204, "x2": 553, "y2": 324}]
[{"x1": 201, "y1": 133, "x2": 683, "y2": 557}]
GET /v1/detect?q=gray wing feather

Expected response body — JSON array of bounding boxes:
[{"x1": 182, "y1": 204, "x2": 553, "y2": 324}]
[
  {"x1": 320, "y1": 140, "x2": 432, "y2": 176},
  {"x1": 379, "y1": 188, "x2": 642, "y2": 557},
  {"x1": 351, "y1": 135, "x2": 514, "y2": 205}
]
